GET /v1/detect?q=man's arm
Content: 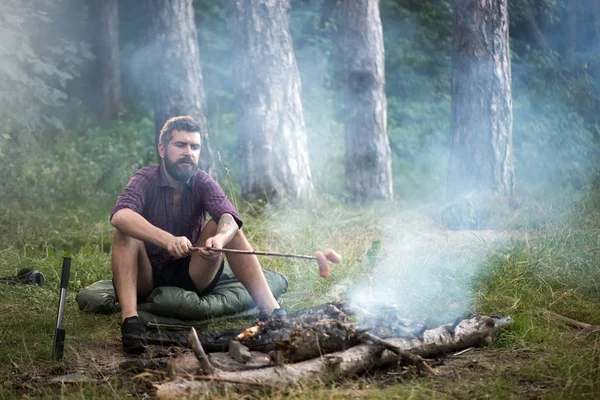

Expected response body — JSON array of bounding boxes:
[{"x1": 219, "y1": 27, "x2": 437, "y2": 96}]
[
  {"x1": 111, "y1": 208, "x2": 191, "y2": 259},
  {"x1": 200, "y1": 213, "x2": 239, "y2": 257}
]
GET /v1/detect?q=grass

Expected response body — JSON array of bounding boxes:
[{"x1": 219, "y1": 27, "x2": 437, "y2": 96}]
[{"x1": 1, "y1": 188, "x2": 600, "y2": 399}]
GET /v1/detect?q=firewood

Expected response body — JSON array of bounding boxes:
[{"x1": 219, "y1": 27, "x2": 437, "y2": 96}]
[
  {"x1": 155, "y1": 314, "x2": 512, "y2": 397},
  {"x1": 228, "y1": 341, "x2": 252, "y2": 363},
  {"x1": 359, "y1": 332, "x2": 436, "y2": 375},
  {"x1": 189, "y1": 328, "x2": 216, "y2": 375}
]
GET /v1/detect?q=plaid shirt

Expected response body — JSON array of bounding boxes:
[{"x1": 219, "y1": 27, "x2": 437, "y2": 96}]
[{"x1": 111, "y1": 164, "x2": 242, "y2": 271}]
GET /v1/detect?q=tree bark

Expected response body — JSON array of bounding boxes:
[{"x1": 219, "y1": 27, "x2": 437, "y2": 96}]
[
  {"x1": 227, "y1": 0, "x2": 314, "y2": 203},
  {"x1": 89, "y1": 0, "x2": 121, "y2": 122},
  {"x1": 565, "y1": 0, "x2": 577, "y2": 66},
  {"x1": 594, "y1": 0, "x2": 600, "y2": 53},
  {"x1": 448, "y1": 0, "x2": 514, "y2": 199},
  {"x1": 341, "y1": 0, "x2": 393, "y2": 202},
  {"x1": 147, "y1": 0, "x2": 217, "y2": 178}
]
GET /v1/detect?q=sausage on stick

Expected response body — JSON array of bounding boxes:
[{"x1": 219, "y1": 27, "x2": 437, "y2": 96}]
[{"x1": 189, "y1": 246, "x2": 342, "y2": 278}]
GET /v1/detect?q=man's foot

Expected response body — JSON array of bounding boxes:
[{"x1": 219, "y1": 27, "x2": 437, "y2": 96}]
[
  {"x1": 258, "y1": 308, "x2": 288, "y2": 322},
  {"x1": 121, "y1": 316, "x2": 147, "y2": 355}
]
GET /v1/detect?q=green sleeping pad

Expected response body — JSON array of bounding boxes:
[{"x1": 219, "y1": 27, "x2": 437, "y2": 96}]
[{"x1": 75, "y1": 266, "x2": 288, "y2": 330}]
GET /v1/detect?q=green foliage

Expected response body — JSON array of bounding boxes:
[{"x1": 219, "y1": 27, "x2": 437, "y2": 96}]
[
  {"x1": 0, "y1": 0, "x2": 91, "y2": 131},
  {"x1": 381, "y1": 0, "x2": 453, "y2": 201},
  {"x1": 0, "y1": 115, "x2": 155, "y2": 252}
]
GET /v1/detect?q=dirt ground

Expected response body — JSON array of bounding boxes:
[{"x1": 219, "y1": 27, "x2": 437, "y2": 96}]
[{"x1": 6, "y1": 335, "x2": 548, "y2": 399}]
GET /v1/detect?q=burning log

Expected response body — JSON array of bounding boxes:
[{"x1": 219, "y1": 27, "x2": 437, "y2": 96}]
[
  {"x1": 128, "y1": 328, "x2": 244, "y2": 352},
  {"x1": 154, "y1": 314, "x2": 512, "y2": 397},
  {"x1": 237, "y1": 302, "x2": 360, "y2": 362}
]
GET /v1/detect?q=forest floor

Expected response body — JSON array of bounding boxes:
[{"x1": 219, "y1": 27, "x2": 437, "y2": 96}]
[{"x1": 1, "y1": 191, "x2": 599, "y2": 399}]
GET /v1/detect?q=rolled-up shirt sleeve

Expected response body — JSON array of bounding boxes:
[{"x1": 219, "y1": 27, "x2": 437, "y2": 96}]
[
  {"x1": 110, "y1": 173, "x2": 152, "y2": 221},
  {"x1": 197, "y1": 172, "x2": 243, "y2": 229}
]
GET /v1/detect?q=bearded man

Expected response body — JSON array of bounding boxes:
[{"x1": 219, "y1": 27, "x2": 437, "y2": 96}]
[{"x1": 110, "y1": 116, "x2": 283, "y2": 354}]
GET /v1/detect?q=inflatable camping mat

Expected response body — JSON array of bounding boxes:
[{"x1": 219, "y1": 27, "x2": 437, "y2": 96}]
[{"x1": 75, "y1": 266, "x2": 288, "y2": 330}]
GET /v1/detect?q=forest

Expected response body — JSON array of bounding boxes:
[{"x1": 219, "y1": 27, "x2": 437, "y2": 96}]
[{"x1": 1, "y1": 0, "x2": 600, "y2": 398}]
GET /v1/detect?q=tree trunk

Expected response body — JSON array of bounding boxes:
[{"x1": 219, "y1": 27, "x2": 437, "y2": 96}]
[
  {"x1": 593, "y1": 0, "x2": 600, "y2": 128},
  {"x1": 594, "y1": 0, "x2": 600, "y2": 53},
  {"x1": 147, "y1": 0, "x2": 217, "y2": 178},
  {"x1": 565, "y1": 0, "x2": 577, "y2": 66},
  {"x1": 89, "y1": 0, "x2": 121, "y2": 122},
  {"x1": 341, "y1": 0, "x2": 393, "y2": 202},
  {"x1": 227, "y1": 0, "x2": 314, "y2": 203},
  {"x1": 448, "y1": 0, "x2": 514, "y2": 199},
  {"x1": 523, "y1": 6, "x2": 549, "y2": 51}
]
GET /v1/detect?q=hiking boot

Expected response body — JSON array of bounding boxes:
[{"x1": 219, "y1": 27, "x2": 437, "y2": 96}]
[{"x1": 121, "y1": 316, "x2": 147, "y2": 355}]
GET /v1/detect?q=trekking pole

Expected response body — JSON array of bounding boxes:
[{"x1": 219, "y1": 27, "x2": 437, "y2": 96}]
[{"x1": 52, "y1": 257, "x2": 71, "y2": 361}]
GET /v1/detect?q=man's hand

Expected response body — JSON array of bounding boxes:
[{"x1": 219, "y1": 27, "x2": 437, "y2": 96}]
[
  {"x1": 166, "y1": 236, "x2": 193, "y2": 259},
  {"x1": 197, "y1": 214, "x2": 239, "y2": 260},
  {"x1": 198, "y1": 235, "x2": 225, "y2": 260}
]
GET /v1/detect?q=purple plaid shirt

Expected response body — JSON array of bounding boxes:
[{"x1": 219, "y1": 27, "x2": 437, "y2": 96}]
[{"x1": 111, "y1": 164, "x2": 242, "y2": 271}]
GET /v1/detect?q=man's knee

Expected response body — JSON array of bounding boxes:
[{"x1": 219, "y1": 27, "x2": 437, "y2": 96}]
[
  {"x1": 113, "y1": 229, "x2": 143, "y2": 249},
  {"x1": 203, "y1": 219, "x2": 217, "y2": 234}
]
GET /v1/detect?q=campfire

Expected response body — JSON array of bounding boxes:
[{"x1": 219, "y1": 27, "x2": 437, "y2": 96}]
[{"x1": 121, "y1": 302, "x2": 512, "y2": 397}]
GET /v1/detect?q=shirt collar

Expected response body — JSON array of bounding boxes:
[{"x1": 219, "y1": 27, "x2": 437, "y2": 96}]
[{"x1": 157, "y1": 163, "x2": 193, "y2": 189}]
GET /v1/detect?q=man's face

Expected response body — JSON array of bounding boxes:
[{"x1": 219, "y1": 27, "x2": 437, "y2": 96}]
[{"x1": 159, "y1": 130, "x2": 201, "y2": 183}]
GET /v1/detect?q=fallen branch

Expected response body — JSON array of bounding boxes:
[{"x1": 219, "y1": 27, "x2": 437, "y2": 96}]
[
  {"x1": 139, "y1": 369, "x2": 274, "y2": 388},
  {"x1": 189, "y1": 328, "x2": 216, "y2": 375},
  {"x1": 541, "y1": 309, "x2": 600, "y2": 338},
  {"x1": 155, "y1": 314, "x2": 512, "y2": 397}
]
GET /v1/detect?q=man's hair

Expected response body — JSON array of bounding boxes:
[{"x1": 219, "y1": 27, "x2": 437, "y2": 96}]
[{"x1": 159, "y1": 116, "x2": 202, "y2": 145}]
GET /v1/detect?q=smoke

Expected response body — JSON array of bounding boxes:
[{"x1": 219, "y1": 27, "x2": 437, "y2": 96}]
[
  {"x1": 349, "y1": 215, "x2": 525, "y2": 322},
  {"x1": 276, "y1": 0, "x2": 600, "y2": 321}
]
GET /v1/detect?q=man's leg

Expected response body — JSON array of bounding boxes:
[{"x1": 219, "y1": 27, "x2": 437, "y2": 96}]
[
  {"x1": 225, "y1": 230, "x2": 280, "y2": 314},
  {"x1": 188, "y1": 220, "x2": 226, "y2": 293},
  {"x1": 188, "y1": 221, "x2": 280, "y2": 315},
  {"x1": 111, "y1": 229, "x2": 153, "y2": 320}
]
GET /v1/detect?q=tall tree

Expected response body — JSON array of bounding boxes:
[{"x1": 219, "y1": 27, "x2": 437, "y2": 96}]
[
  {"x1": 147, "y1": 0, "x2": 217, "y2": 177},
  {"x1": 565, "y1": 0, "x2": 577, "y2": 66},
  {"x1": 227, "y1": 0, "x2": 314, "y2": 203},
  {"x1": 448, "y1": 0, "x2": 514, "y2": 199},
  {"x1": 89, "y1": 0, "x2": 121, "y2": 122},
  {"x1": 340, "y1": 0, "x2": 393, "y2": 202}
]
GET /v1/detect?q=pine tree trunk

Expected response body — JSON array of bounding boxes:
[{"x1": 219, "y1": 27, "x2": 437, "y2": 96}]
[
  {"x1": 341, "y1": 0, "x2": 393, "y2": 202},
  {"x1": 148, "y1": 0, "x2": 217, "y2": 178},
  {"x1": 227, "y1": 0, "x2": 314, "y2": 203},
  {"x1": 89, "y1": 0, "x2": 121, "y2": 122},
  {"x1": 593, "y1": 0, "x2": 600, "y2": 127},
  {"x1": 565, "y1": 1, "x2": 577, "y2": 66},
  {"x1": 448, "y1": 0, "x2": 514, "y2": 199}
]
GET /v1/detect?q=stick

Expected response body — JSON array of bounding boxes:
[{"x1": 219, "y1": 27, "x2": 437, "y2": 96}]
[
  {"x1": 360, "y1": 332, "x2": 437, "y2": 375},
  {"x1": 189, "y1": 328, "x2": 216, "y2": 375},
  {"x1": 190, "y1": 246, "x2": 316, "y2": 260},
  {"x1": 541, "y1": 309, "x2": 600, "y2": 337},
  {"x1": 541, "y1": 309, "x2": 593, "y2": 329},
  {"x1": 452, "y1": 347, "x2": 474, "y2": 356}
]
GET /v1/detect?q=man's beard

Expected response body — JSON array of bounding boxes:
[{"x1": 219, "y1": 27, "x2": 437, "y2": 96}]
[{"x1": 164, "y1": 153, "x2": 198, "y2": 183}]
